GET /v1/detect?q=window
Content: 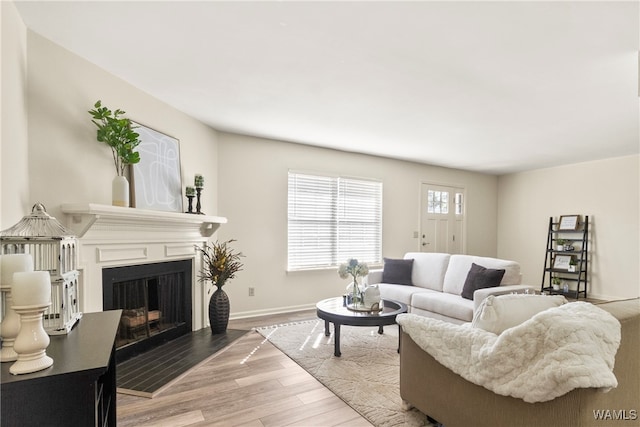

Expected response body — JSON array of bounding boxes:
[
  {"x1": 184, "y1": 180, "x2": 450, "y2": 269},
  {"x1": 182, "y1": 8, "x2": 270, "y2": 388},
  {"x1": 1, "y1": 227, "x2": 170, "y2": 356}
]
[
  {"x1": 455, "y1": 192, "x2": 464, "y2": 215},
  {"x1": 427, "y1": 190, "x2": 449, "y2": 214},
  {"x1": 288, "y1": 172, "x2": 382, "y2": 270}
]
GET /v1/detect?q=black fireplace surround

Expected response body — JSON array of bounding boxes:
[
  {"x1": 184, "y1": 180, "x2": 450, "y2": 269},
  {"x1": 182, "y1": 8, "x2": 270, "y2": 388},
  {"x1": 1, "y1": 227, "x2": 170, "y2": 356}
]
[{"x1": 102, "y1": 259, "x2": 192, "y2": 363}]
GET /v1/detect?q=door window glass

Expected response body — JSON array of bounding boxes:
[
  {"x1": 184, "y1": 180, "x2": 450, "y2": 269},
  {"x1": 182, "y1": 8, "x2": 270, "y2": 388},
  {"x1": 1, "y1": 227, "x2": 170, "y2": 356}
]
[
  {"x1": 455, "y1": 192, "x2": 464, "y2": 215},
  {"x1": 427, "y1": 190, "x2": 449, "y2": 214}
]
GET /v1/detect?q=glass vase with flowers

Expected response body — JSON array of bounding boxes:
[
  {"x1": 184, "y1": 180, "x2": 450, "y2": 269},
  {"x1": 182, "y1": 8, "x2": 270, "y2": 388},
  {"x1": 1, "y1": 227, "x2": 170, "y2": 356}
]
[{"x1": 338, "y1": 259, "x2": 369, "y2": 308}]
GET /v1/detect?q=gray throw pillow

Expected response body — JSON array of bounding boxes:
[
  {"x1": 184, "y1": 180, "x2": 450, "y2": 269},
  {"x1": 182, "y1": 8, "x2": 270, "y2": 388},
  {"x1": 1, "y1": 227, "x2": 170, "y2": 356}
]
[
  {"x1": 461, "y1": 263, "x2": 505, "y2": 300},
  {"x1": 382, "y1": 258, "x2": 414, "y2": 286}
]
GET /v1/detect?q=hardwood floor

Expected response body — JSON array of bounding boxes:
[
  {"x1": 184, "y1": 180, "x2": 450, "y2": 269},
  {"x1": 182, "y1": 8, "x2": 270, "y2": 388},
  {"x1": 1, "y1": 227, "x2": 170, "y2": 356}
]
[{"x1": 116, "y1": 309, "x2": 374, "y2": 427}]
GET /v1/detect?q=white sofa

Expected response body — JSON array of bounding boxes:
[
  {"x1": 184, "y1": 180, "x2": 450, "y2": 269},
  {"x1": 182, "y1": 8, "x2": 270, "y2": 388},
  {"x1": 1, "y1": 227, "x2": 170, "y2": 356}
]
[{"x1": 367, "y1": 252, "x2": 535, "y2": 324}]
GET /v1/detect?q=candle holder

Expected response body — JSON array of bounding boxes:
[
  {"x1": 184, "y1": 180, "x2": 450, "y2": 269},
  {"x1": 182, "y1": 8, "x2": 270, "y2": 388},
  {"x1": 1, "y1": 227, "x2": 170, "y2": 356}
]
[
  {"x1": 0, "y1": 254, "x2": 34, "y2": 362},
  {"x1": 10, "y1": 271, "x2": 53, "y2": 375},
  {"x1": 186, "y1": 195, "x2": 195, "y2": 214},
  {"x1": 0, "y1": 290, "x2": 21, "y2": 362},
  {"x1": 196, "y1": 188, "x2": 205, "y2": 215},
  {"x1": 10, "y1": 303, "x2": 53, "y2": 375}
]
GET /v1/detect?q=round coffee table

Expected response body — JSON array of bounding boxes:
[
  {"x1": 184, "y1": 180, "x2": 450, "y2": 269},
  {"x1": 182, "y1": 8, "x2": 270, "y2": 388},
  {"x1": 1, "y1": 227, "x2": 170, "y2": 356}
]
[{"x1": 316, "y1": 297, "x2": 408, "y2": 357}]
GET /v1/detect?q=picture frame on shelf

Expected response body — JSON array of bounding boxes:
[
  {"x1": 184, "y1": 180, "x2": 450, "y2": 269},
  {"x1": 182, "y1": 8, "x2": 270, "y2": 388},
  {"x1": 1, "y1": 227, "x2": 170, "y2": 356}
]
[
  {"x1": 130, "y1": 123, "x2": 183, "y2": 213},
  {"x1": 558, "y1": 215, "x2": 580, "y2": 230},
  {"x1": 553, "y1": 255, "x2": 572, "y2": 270}
]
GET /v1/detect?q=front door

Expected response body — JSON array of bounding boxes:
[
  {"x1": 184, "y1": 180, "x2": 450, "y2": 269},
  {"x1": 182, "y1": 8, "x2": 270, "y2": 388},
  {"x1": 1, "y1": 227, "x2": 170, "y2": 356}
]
[{"x1": 420, "y1": 183, "x2": 465, "y2": 254}]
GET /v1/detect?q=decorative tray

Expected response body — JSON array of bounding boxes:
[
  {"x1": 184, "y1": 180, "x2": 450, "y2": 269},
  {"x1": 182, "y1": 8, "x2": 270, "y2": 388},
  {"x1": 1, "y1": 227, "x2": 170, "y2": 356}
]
[{"x1": 346, "y1": 302, "x2": 382, "y2": 312}]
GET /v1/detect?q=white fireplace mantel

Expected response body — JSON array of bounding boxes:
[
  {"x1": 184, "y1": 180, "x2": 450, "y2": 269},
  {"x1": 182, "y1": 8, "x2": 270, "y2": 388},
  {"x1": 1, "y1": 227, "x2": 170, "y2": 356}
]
[
  {"x1": 60, "y1": 203, "x2": 227, "y2": 239},
  {"x1": 59, "y1": 203, "x2": 227, "y2": 330}
]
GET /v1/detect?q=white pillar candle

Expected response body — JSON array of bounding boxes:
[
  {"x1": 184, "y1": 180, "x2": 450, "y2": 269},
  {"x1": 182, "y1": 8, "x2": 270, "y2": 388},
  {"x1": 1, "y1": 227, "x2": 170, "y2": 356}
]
[
  {"x1": 11, "y1": 271, "x2": 51, "y2": 307},
  {"x1": 0, "y1": 254, "x2": 34, "y2": 289}
]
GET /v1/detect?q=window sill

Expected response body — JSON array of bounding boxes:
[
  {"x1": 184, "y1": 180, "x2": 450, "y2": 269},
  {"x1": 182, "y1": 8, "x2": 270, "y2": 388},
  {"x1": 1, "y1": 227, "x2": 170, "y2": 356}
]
[{"x1": 286, "y1": 264, "x2": 383, "y2": 274}]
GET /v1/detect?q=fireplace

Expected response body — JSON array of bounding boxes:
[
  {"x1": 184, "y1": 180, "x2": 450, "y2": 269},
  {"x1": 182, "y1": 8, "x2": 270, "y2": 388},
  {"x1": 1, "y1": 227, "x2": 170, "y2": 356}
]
[
  {"x1": 103, "y1": 259, "x2": 192, "y2": 362},
  {"x1": 59, "y1": 203, "x2": 226, "y2": 335}
]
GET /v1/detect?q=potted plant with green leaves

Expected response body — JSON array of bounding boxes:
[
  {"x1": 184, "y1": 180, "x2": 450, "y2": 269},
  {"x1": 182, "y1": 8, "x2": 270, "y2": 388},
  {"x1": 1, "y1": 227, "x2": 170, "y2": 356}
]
[
  {"x1": 197, "y1": 239, "x2": 244, "y2": 334},
  {"x1": 551, "y1": 277, "x2": 562, "y2": 291},
  {"x1": 88, "y1": 100, "x2": 141, "y2": 207},
  {"x1": 555, "y1": 239, "x2": 566, "y2": 251}
]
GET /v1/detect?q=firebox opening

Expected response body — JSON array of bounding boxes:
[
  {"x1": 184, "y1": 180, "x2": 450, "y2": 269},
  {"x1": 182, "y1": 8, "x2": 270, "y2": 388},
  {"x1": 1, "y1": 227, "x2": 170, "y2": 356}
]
[{"x1": 102, "y1": 259, "x2": 192, "y2": 363}]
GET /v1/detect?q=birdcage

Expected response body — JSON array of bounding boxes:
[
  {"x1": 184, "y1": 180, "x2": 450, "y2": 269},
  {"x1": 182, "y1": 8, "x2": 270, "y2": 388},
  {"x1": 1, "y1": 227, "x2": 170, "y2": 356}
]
[{"x1": 1, "y1": 203, "x2": 82, "y2": 334}]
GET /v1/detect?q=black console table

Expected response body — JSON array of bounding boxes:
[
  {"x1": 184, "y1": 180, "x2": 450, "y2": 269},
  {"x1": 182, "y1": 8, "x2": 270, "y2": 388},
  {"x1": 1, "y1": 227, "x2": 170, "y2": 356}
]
[{"x1": 1, "y1": 310, "x2": 122, "y2": 426}]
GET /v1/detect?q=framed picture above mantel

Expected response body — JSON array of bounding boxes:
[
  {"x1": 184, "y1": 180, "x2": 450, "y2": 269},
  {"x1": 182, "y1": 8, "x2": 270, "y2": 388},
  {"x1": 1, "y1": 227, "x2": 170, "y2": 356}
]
[{"x1": 131, "y1": 123, "x2": 183, "y2": 213}]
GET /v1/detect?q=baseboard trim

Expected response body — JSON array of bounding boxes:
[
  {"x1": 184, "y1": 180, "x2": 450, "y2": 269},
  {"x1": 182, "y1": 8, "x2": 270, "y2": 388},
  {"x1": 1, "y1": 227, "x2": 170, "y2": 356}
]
[
  {"x1": 587, "y1": 292, "x2": 639, "y2": 303},
  {"x1": 229, "y1": 303, "x2": 316, "y2": 321}
]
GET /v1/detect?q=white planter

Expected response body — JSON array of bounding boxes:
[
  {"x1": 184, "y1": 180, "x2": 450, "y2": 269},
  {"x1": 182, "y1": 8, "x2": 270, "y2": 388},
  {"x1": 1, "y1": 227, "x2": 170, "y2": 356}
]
[{"x1": 112, "y1": 176, "x2": 130, "y2": 207}]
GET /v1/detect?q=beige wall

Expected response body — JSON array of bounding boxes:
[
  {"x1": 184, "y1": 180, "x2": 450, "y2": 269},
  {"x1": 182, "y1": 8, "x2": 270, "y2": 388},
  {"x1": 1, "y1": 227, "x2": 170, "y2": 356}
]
[
  {"x1": 23, "y1": 32, "x2": 219, "y2": 225},
  {"x1": 217, "y1": 132, "x2": 499, "y2": 317},
  {"x1": 497, "y1": 155, "x2": 640, "y2": 300},
  {"x1": 1, "y1": 2, "x2": 29, "y2": 226},
  {"x1": 1, "y1": 28, "x2": 221, "y2": 318}
]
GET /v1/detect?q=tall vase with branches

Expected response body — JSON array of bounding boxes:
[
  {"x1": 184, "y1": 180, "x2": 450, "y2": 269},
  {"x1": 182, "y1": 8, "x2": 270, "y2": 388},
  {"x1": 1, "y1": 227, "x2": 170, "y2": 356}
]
[
  {"x1": 88, "y1": 100, "x2": 141, "y2": 207},
  {"x1": 197, "y1": 239, "x2": 244, "y2": 334}
]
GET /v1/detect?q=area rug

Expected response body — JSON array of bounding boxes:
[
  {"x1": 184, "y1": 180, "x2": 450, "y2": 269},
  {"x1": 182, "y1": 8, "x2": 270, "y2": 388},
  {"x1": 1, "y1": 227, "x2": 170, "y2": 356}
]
[{"x1": 256, "y1": 320, "x2": 430, "y2": 427}]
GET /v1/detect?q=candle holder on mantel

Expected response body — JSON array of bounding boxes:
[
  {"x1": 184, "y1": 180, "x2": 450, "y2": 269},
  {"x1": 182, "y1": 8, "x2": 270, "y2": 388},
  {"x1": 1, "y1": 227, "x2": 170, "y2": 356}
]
[
  {"x1": 195, "y1": 188, "x2": 205, "y2": 215},
  {"x1": 186, "y1": 196, "x2": 195, "y2": 213},
  {"x1": 194, "y1": 174, "x2": 205, "y2": 215},
  {"x1": 185, "y1": 186, "x2": 195, "y2": 214}
]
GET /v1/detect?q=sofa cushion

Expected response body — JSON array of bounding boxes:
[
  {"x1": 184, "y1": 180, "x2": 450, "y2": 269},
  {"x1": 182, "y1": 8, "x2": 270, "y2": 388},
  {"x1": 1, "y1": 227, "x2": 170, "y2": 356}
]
[
  {"x1": 409, "y1": 307, "x2": 469, "y2": 325},
  {"x1": 403, "y1": 252, "x2": 450, "y2": 292},
  {"x1": 377, "y1": 284, "x2": 436, "y2": 307},
  {"x1": 461, "y1": 263, "x2": 505, "y2": 300},
  {"x1": 472, "y1": 294, "x2": 567, "y2": 334},
  {"x1": 382, "y1": 258, "x2": 414, "y2": 285},
  {"x1": 443, "y1": 255, "x2": 521, "y2": 295},
  {"x1": 476, "y1": 256, "x2": 521, "y2": 286},
  {"x1": 411, "y1": 292, "x2": 475, "y2": 322}
]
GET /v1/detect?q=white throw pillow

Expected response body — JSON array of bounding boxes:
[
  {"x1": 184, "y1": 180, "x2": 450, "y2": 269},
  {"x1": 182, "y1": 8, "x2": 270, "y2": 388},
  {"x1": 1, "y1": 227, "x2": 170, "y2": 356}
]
[{"x1": 472, "y1": 294, "x2": 567, "y2": 335}]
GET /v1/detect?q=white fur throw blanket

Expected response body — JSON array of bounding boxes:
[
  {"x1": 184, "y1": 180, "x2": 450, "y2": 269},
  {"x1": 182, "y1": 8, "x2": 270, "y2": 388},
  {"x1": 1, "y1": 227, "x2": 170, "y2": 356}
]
[{"x1": 397, "y1": 302, "x2": 621, "y2": 403}]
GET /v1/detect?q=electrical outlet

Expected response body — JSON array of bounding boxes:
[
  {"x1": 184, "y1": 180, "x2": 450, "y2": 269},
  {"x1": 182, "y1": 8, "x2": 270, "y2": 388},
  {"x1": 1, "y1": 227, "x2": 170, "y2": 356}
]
[{"x1": 248, "y1": 287, "x2": 255, "y2": 297}]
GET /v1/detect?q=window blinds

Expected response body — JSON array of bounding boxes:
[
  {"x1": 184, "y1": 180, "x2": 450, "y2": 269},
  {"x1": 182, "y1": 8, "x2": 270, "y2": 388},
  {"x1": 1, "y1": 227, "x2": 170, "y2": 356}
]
[{"x1": 288, "y1": 172, "x2": 382, "y2": 270}]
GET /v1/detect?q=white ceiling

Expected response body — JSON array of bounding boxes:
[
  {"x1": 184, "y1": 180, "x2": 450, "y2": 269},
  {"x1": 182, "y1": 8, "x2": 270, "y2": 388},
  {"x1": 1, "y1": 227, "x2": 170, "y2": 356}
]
[{"x1": 14, "y1": 1, "x2": 640, "y2": 175}]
